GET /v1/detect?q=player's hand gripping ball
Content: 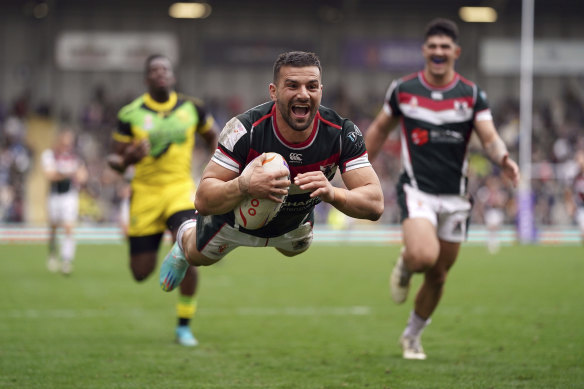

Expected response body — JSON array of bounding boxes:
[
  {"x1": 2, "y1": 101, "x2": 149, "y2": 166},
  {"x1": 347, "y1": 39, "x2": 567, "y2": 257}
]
[{"x1": 234, "y1": 152, "x2": 290, "y2": 230}]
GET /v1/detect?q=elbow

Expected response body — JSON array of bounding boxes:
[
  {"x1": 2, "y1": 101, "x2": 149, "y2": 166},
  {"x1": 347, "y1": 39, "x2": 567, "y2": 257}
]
[
  {"x1": 194, "y1": 196, "x2": 211, "y2": 216},
  {"x1": 368, "y1": 203, "x2": 384, "y2": 221},
  {"x1": 369, "y1": 192, "x2": 385, "y2": 221},
  {"x1": 365, "y1": 198, "x2": 384, "y2": 221}
]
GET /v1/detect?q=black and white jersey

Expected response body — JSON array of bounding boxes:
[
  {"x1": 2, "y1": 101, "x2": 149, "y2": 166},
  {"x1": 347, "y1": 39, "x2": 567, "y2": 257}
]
[
  {"x1": 209, "y1": 101, "x2": 370, "y2": 238},
  {"x1": 385, "y1": 71, "x2": 492, "y2": 195},
  {"x1": 41, "y1": 148, "x2": 83, "y2": 194}
]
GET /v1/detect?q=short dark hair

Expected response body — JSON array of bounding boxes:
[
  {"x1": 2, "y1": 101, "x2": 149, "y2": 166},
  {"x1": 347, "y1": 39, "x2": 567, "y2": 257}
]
[
  {"x1": 144, "y1": 54, "x2": 169, "y2": 75},
  {"x1": 424, "y1": 18, "x2": 459, "y2": 43},
  {"x1": 273, "y1": 51, "x2": 322, "y2": 83}
]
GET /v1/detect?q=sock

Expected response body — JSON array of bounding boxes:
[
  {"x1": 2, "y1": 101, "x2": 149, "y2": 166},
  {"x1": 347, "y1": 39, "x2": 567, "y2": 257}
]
[
  {"x1": 176, "y1": 219, "x2": 197, "y2": 252},
  {"x1": 403, "y1": 310, "x2": 431, "y2": 339},
  {"x1": 176, "y1": 295, "x2": 197, "y2": 327},
  {"x1": 61, "y1": 235, "x2": 76, "y2": 263}
]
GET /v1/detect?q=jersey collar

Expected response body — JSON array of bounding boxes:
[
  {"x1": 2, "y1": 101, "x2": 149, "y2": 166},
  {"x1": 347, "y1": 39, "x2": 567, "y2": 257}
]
[
  {"x1": 419, "y1": 71, "x2": 460, "y2": 92},
  {"x1": 143, "y1": 91, "x2": 178, "y2": 112}
]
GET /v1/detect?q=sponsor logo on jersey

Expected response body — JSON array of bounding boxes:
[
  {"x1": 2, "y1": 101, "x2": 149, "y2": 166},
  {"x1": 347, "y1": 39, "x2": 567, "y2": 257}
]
[
  {"x1": 219, "y1": 118, "x2": 247, "y2": 152},
  {"x1": 411, "y1": 128, "x2": 429, "y2": 146},
  {"x1": 347, "y1": 125, "x2": 363, "y2": 142},
  {"x1": 320, "y1": 163, "x2": 336, "y2": 179},
  {"x1": 430, "y1": 128, "x2": 464, "y2": 144},
  {"x1": 144, "y1": 114, "x2": 154, "y2": 130},
  {"x1": 281, "y1": 197, "x2": 321, "y2": 212},
  {"x1": 431, "y1": 91, "x2": 443, "y2": 100},
  {"x1": 454, "y1": 100, "x2": 470, "y2": 116},
  {"x1": 289, "y1": 153, "x2": 303, "y2": 163}
]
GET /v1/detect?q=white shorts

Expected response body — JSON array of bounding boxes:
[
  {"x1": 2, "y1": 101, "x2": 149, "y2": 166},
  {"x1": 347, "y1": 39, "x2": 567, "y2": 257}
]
[
  {"x1": 197, "y1": 218, "x2": 314, "y2": 260},
  {"x1": 47, "y1": 191, "x2": 79, "y2": 225},
  {"x1": 484, "y1": 208, "x2": 505, "y2": 228},
  {"x1": 401, "y1": 184, "x2": 472, "y2": 243}
]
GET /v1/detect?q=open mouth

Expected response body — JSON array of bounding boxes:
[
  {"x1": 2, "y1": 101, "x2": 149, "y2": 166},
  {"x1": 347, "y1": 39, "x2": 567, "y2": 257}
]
[
  {"x1": 291, "y1": 105, "x2": 310, "y2": 118},
  {"x1": 431, "y1": 57, "x2": 446, "y2": 64}
]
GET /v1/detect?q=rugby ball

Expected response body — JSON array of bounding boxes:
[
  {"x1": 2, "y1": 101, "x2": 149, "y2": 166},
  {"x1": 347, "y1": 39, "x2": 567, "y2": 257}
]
[{"x1": 234, "y1": 152, "x2": 290, "y2": 230}]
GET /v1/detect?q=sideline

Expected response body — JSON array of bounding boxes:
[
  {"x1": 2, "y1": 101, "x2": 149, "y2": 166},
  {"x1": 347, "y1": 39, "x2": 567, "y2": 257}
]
[{"x1": 1, "y1": 224, "x2": 581, "y2": 245}]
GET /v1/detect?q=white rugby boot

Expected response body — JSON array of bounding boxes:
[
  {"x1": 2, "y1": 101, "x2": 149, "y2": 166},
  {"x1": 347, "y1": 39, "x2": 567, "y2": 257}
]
[
  {"x1": 47, "y1": 256, "x2": 59, "y2": 273},
  {"x1": 399, "y1": 334, "x2": 427, "y2": 360},
  {"x1": 390, "y1": 252, "x2": 412, "y2": 304}
]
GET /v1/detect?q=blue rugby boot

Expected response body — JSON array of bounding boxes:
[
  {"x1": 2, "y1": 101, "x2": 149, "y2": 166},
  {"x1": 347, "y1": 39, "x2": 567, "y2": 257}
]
[
  {"x1": 175, "y1": 325, "x2": 198, "y2": 347},
  {"x1": 160, "y1": 242, "x2": 189, "y2": 292}
]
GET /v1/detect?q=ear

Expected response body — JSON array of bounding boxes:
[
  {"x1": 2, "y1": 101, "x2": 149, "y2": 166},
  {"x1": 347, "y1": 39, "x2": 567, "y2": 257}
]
[
  {"x1": 454, "y1": 44, "x2": 462, "y2": 59},
  {"x1": 269, "y1": 83, "x2": 277, "y2": 102}
]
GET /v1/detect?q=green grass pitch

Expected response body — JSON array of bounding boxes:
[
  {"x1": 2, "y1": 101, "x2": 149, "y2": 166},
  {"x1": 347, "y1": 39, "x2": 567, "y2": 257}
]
[{"x1": 0, "y1": 243, "x2": 583, "y2": 388}]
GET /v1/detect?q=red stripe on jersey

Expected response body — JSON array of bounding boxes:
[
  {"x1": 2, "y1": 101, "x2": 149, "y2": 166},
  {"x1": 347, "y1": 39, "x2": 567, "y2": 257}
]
[
  {"x1": 253, "y1": 109, "x2": 274, "y2": 127},
  {"x1": 398, "y1": 92, "x2": 474, "y2": 112},
  {"x1": 218, "y1": 146, "x2": 242, "y2": 169},
  {"x1": 287, "y1": 154, "x2": 340, "y2": 179},
  {"x1": 401, "y1": 72, "x2": 419, "y2": 82},
  {"x1": 245, "y1": 149, "x2": 262, "y2": 166},
  {"x1": 318, "y1": 115, "x2": 342, "y2": 130},
  {"x1": 458, "y1": 74, "x2": 476, "y2": 88}
]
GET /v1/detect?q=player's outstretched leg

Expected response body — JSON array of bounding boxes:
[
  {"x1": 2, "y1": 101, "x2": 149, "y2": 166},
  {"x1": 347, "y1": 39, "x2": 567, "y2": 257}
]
[
  {"x1": 390, "y1": 249, "x2": 412, "y2": 304},
  {"x1": 160, "y1": 241, "x2": 189, "y2": 292}
]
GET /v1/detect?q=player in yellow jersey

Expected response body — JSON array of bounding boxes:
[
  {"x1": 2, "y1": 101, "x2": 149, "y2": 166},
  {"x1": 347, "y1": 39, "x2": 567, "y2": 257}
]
[{"x1": 107, "y1": 54, "x2": 218, "y2": 346}]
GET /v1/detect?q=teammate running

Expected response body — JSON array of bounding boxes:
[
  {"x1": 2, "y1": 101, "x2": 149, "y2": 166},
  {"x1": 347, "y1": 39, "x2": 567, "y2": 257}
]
[
  {"x1": 365, "y1": 18, "x2": 520, "y2": 360},
  {"x1": 42, "y1": 129, "x2": 88, "y2": 275}
]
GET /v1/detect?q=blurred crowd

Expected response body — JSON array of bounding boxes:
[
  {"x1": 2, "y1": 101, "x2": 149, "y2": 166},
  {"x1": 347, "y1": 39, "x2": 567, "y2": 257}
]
[
  {"x1": 0, "y1": 95, "x2": 33, "y2": 222},
  {"x1": 1, "y1": 82, "x2": 583, "y2": 228}
]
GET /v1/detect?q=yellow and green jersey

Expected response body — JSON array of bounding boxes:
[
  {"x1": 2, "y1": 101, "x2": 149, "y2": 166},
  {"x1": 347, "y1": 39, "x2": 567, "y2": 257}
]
[{"x1": 113, "y1": 91, "x2": 214, "y2": 186}]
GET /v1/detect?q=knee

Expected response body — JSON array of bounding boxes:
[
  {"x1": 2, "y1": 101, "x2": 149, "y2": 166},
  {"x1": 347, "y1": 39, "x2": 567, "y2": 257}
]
[
  {"x1": 404, "y1": 246, "x2": 438, "y2": 272},
  {"x1": 182, "y1": 239, "x2": 219, "y2": 267},
  {"x1": 130, "y1": 263, "x2": 153, "y2": 282},
  {"x1": 129, "y1": 254, "x2": 156, "y2": 282},
  {"x1": 131, "y1": 271, "x2": 150, "y2": 282}
]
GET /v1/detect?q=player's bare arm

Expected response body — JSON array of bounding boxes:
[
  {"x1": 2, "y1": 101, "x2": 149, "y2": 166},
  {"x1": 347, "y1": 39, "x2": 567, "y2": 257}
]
[
  {"x1": 364, "y1": 109, "x2": 400, "y2": 161},
  {"x1": 200, "y1": 125, "x2": 219, "y2": 154},
  {"x1": 107, "y1": 139, "x2": 150, "y2": 173},
  {"x1": 43, "y1": 168, "x2": 72, "y2": 182},
  {"x1": 294, "y1": 166, "x2": 384, "y2": 221},
  {"x1": 75, "y1": 163, "x2": 89, "y2": 186},
  {"x1": 474, "y1": 119, "x2": 520, "y2": 186},
  {"x1": 195, "y1": 154, "x2": 290, "y2": 215}
]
